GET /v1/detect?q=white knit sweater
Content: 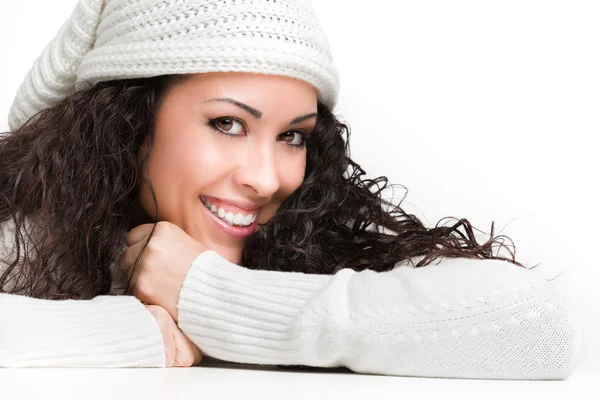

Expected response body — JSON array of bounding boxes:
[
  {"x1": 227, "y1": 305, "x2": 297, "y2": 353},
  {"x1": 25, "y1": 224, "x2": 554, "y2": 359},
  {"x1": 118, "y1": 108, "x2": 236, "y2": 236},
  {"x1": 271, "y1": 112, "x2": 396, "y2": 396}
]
[{"x1": 0, "y1": 219, "x2": 582, "y2": 379}]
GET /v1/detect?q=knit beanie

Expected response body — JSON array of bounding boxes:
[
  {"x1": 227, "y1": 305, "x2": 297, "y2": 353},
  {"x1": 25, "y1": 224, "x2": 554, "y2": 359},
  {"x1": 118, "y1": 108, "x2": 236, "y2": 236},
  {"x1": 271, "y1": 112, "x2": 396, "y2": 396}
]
[{"x1": 8, "y1": 0, "x2": 339, "y2": 132}]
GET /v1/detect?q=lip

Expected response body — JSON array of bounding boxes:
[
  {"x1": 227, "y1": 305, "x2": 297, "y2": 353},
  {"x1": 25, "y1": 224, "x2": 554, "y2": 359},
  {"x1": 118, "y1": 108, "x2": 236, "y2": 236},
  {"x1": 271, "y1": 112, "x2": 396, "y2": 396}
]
[
  {"x1": 200, "y1": 197, "x2": 258, "y2": 238},
  {"x1": 202, "y1": 195, "x2": 264, "y2": 213}
]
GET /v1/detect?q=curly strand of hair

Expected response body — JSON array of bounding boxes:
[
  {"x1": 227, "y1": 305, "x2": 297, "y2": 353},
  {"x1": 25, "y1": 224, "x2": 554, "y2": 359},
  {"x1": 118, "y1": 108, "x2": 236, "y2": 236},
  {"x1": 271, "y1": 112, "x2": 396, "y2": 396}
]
[
  {"x1": 242, "y1": 101, "x2": 530, "y2": 274},
  {"x1": 0, "y1": 75, "x2": 184, "y2": 299},
  {"x1": 1, "y1": 74, "x2": 532, "y2": 301}
]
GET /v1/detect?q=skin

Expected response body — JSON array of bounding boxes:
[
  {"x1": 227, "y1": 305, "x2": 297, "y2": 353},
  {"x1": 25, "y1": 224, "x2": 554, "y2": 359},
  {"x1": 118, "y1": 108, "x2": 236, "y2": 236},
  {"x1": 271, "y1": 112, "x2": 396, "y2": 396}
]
[{"x1": 133, "y1": 72, "x2": 318, "y2": 264}]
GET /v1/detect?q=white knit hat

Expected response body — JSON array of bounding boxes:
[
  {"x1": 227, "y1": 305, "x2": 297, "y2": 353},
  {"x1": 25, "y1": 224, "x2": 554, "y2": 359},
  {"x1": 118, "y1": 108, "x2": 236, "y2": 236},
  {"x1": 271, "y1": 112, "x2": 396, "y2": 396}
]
[{"x1": 8, "y1": 0, "x2": 340, "y2": 132}]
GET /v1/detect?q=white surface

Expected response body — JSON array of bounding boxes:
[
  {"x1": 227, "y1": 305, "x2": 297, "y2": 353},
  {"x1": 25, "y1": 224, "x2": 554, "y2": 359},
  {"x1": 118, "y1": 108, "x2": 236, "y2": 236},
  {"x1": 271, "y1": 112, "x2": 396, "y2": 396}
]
[
  {"x1": 0, "y1": 365, "x2": 598, "y2": 400},
  {"x1": 0, "y1": 0, "x2": 598, "y2": 386}
]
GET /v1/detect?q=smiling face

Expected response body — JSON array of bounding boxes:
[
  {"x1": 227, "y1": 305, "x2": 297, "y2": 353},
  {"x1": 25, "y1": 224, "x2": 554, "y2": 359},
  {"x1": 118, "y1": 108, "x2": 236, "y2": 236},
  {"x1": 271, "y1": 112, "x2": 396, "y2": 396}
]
[{"x1": 135, "y1": 72, "x2": 318, "y2": 264}]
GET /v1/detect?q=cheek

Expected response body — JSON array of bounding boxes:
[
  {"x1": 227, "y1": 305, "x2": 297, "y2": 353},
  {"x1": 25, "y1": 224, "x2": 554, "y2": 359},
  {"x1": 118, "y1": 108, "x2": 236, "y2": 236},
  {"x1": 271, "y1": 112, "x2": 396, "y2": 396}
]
[
  {"x1": 146, "y1": 142, "x2": 193, "y2": 190},
  {"x1": 149, "y1": 131, "x2": 228, "y2": 187},
  {"x1": 266, "y1": 156, "x2": 306, "y2": 215},
  {"x1": 285, "y1": 156, "x2": 307, "y2": 190},
  {"x1": 287, "y1": 168, "x2": 305, "y2": 192},
  {"x1": 284, "y1": 152, "x2": 307, "y2": 188}
]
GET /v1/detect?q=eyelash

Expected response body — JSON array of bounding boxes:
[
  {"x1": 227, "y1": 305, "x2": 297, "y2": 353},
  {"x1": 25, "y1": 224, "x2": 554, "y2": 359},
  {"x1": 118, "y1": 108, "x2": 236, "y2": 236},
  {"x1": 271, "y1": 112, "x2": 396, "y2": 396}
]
[{"x1": 206, "y1": 117, "x2": 308, "y2": 151}]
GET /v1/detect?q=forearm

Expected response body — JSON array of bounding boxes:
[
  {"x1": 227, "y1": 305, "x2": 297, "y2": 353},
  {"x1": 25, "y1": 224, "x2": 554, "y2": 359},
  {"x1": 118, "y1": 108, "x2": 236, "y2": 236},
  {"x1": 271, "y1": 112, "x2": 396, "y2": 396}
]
[
  {"x1": 177, "y1": 251, "x2": 582, "y2": 380},
  {"x1": 0, "y1": 293, "x2": 166, "y2": 368}
]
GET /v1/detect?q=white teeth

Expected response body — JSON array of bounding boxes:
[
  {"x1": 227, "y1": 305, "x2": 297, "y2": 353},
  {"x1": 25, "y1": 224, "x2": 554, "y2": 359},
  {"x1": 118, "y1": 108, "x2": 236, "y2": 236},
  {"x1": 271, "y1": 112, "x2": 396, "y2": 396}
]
[
  {"x1": 233, "y1": 213, "x2": 245, "y2": 225},
  {"x1": 201, "y1": 195, "x2": 257, "y2": 227}
]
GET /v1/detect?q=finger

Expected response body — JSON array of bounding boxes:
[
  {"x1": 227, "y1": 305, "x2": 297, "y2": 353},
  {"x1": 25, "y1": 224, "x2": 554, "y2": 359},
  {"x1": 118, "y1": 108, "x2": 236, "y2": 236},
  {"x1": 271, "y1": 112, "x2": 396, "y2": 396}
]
[
  {"x1": 118, "y1": 239, "x2": 147, "y2": 273},
  {"x1": 118, "y1": 243, "x2": 150, "y2": 295},
  {"x1": 165, "y1": 332, "x2": 177, "y2": 368},
  {"x1": 191, "y1": 343, "x2": 203, "y2": 366},
  {"x1": 163, "y1": 313, "x2": 180, "y2": 368},
  {"x1": 173, "y1": 328, "x2": 202, "y2": 367},
  {"x1": 125, "y1": 223, "x2": 155, "y2": 247},
  {"x1": 146, "y1": 305, "x2": 176, "y2": 368}
]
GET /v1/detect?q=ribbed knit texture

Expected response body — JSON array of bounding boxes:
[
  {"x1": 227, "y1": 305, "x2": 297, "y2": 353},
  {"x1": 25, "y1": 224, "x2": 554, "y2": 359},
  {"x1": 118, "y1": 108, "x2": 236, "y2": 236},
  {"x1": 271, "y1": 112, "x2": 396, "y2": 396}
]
[
  {"x1": 0, "y1": 293, "x2": 165, "y2": 368},
  {"x1": 0, "y1": 217, "x2": 165, "y2": 368},
  {"x1": 8, "y1": 0, "x2": 339, "y2": 132},
  {"x1": 0, "y1": 218, "x2": 583, "y2": 377},
  {"x1": 177, "y1": 251, "x2": 583, "y2": 380}
]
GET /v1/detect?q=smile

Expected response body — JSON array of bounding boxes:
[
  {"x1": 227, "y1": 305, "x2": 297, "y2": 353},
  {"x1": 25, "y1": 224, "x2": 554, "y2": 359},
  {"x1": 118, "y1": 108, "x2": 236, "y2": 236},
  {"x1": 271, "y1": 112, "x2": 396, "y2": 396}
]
[{"x1": 201, "y1": 195, "x2": 257, "y2": 227}]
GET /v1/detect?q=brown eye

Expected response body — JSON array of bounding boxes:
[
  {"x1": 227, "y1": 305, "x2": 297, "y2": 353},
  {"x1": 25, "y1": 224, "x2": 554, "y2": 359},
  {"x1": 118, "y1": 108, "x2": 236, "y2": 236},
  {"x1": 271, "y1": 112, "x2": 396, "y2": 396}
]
[
  {"x1": 216, "y1": 118, "x2": 233, "y2": 131},
  {"x1": 209, "y1": 117, "x2": 245, "y2": 135},
  {"x1": 280, "y1": 131, "x2": 306, "y2": 146}
]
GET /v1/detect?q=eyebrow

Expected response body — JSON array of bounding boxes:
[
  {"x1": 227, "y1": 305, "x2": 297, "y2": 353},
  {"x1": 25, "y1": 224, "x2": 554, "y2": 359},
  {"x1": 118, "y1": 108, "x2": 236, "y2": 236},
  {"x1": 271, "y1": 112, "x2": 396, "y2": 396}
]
[{"x1": 203, "y1": 97, "x2": 318, "y2": 125}]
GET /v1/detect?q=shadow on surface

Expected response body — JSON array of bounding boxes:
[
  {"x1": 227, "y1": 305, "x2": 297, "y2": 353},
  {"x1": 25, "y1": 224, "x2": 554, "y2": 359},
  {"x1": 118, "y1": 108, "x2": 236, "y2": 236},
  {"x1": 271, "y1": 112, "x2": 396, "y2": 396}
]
[{"x1": 199, "y1": 355, "x2": 353, "y2": 374}]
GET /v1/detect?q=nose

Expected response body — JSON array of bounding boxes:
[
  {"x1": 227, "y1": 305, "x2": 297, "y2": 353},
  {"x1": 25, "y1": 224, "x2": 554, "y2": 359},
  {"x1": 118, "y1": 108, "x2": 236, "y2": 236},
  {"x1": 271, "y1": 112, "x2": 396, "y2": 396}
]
[{"x1": 233, "y1": 141, "x2": 281, "y2": 198}]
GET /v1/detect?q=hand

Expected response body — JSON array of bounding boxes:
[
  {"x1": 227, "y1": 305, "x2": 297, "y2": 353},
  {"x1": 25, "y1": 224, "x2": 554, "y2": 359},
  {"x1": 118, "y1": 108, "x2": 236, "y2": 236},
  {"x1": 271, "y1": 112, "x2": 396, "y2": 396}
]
[
  {"x1": 119, "y1": 221, "x2": 207, "y2": 322},
  {"x1": 145, "y1": 304, "x2": 203, "y2": 367}
]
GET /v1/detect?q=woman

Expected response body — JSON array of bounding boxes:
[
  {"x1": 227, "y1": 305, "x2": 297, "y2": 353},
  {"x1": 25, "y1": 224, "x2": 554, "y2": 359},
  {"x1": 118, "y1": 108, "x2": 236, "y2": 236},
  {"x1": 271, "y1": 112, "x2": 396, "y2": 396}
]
[{"x1": 0, "y1": 0, "x2": 581, "y2": 378}]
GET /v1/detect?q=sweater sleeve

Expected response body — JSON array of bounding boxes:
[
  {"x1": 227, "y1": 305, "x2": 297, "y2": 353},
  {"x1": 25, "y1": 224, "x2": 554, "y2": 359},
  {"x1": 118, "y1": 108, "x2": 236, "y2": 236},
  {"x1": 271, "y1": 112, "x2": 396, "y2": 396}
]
[
  {"x1": 177, "y1": 250, "x2": 583, "y2": 380},
  {"x1": 0, "y1": 218, "x2": 166, "y2": 368},
  {"x1": 0, "y1": 293, "x2": 166, "y2": 368}
]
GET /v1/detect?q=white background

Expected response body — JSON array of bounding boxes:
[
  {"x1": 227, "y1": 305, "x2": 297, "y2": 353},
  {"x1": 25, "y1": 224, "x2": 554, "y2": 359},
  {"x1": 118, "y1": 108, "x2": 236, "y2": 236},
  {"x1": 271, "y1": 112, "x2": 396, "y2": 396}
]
[{"x1": 0, "y1": 0, "x2": 598, "y2": 389}]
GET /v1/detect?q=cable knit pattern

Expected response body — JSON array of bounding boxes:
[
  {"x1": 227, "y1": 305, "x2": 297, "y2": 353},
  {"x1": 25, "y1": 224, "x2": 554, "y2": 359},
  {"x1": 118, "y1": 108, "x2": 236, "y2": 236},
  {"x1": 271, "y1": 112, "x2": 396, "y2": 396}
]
[
  {"x1": 2, "y1": 0, "x2": 582, "y2": 377},
  {"x1": 0, "y1": 215, "x2": 583, "y2": 377},
  {"x1": 8, "y1": 0, "x2": 339, "y2": 132},
  {"x1": 8, "y1": 0, "x2": 104, "y2": 131}
]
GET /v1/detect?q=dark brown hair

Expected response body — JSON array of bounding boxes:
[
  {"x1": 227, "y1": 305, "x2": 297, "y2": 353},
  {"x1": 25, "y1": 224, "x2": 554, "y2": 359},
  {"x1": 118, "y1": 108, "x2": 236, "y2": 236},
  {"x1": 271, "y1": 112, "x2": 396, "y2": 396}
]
[{"x1": 0, "y1": 74, "x2": 531, "y2": 300}]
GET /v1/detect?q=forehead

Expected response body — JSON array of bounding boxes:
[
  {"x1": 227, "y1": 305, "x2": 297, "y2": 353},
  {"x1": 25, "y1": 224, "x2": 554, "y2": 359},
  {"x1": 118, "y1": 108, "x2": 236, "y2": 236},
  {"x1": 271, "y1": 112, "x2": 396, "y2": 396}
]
[
  {"x1": 167, "y1": 72, "x2": 318, "y2": 121},
  {"x1": 180, "y1": 72, "x2": 318, "y2": 103}
]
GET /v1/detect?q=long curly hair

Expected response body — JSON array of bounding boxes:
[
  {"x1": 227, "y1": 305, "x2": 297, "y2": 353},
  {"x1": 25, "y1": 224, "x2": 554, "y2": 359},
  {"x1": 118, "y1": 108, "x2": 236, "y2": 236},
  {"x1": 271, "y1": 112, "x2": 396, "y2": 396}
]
[{"x1": 0, "y1": 74, "x2": 531, "y2": 300}]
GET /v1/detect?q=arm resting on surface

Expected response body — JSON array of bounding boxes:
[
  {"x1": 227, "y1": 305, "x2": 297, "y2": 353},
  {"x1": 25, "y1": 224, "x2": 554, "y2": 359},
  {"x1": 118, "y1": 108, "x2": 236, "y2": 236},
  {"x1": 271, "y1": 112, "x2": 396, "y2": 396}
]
[
  {"x1": 177, "y1": 251, "x2": 582, "y2": 380},
  {"x1": 0, "y1": 218, "x2": 166, "y2": 368},
  {"x1": 0, "y1": 293, "x2": 165, "y2": 368}
]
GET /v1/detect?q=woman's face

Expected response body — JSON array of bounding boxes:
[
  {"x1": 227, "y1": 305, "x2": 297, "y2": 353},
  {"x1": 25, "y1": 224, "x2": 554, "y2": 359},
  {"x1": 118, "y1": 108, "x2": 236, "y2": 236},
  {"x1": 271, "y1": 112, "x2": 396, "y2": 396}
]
[{"x1": 136, "y1": 72, "x2": 318, "y2": 264}]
